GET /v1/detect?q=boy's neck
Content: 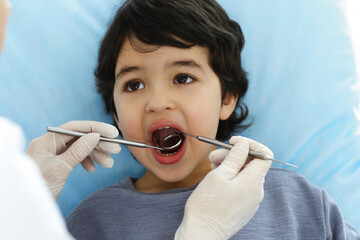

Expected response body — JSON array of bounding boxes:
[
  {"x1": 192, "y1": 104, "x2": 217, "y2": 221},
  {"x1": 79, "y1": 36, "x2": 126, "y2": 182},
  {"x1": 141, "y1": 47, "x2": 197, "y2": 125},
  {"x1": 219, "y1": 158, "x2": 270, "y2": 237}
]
[{"x1": 134, "y1": 160, "x2": 212, "y2": 193}]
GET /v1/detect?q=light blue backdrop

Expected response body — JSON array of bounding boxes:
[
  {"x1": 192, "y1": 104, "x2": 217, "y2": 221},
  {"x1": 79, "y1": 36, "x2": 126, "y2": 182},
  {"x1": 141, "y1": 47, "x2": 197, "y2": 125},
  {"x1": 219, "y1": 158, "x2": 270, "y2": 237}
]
[{"x1": 0, "y1": 0, "x2": 359, "y2": 229}]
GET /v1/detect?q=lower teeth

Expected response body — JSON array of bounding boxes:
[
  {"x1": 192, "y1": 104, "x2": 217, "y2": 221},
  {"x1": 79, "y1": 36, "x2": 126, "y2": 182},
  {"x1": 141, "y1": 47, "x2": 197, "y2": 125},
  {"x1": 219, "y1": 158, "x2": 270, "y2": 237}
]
[{"x1": 156, "y1": 149, "x2": 179, "y2": 156}]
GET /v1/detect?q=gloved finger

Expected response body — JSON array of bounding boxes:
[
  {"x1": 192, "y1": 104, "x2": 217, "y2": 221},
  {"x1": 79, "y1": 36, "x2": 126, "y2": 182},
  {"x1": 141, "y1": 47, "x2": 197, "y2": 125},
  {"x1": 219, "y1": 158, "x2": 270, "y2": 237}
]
[
  {"x1": 211, "y1": 162, "x2": 220, "y2": 170},
  {"x1": 208, "y1": 148, "x2": 229, "y2": 165},
  {"x1": 81, "y1": 156, "x2": 96, "y2": 172},
  {"x1": 236, "y1": 158, "x2": 272, "y2": 185},
  {"x1": 60, "y1": 133, "x2": 100, "y2": 169},
  {"x1": 96, "y1": 142, "x2": 121, "y2": 154},
  {"x1": 229, "y1": 136, "x2": 247, "y2": 145},
  {"x1": 59, "y1": 121, "x2": 119, "y2": 144},
  {"x1": 230, "y1": 136, "x2": 274, "y2": 158},
  {"x1": 27, "y1": 132, "x2": 68, "y2": 156},
  {"x1": 65, "y1": 137, "x2": 76, "y2": 149},
  {"x1": 30, "y1": 121, "x2": 118, "y2": 156},
  {"x1": 91, "y1": 149, "x2": 115, "y2": 168},
  {"x1": 214, "y1": 139, "x2": 249, "y2": 179},
  {"x1": 231, "y1": 136, "x2": 273, "y2": 180}
]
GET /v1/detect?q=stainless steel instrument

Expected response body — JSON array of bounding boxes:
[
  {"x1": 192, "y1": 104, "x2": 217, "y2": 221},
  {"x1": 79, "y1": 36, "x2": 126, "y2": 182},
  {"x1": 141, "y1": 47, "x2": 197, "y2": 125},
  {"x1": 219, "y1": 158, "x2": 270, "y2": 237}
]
[
  {"x1": 47, "y1": 126, "x2": 170, "y2": 151},
  {"x1": 182, "y1": 132, "x2": 298, "y2": 168}
]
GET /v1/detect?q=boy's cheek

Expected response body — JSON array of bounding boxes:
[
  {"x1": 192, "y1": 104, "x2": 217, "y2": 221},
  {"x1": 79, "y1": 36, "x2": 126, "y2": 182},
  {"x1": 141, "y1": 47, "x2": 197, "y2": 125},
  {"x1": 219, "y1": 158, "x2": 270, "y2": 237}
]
[
  {"x1": 115, "y1": 110, "x2": 143, "y2": 141},
  {"x1": 113, "y1": 97, "x2": 136, "y2": 135},
  {"x1": 187, "y1": 104, "x2": 221, "y2": 138}
]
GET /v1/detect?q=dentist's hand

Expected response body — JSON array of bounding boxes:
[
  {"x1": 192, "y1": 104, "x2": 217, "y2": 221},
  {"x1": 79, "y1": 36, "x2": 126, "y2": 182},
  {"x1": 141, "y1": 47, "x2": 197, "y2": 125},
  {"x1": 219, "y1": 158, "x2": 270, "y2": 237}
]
[
  {"x1": 175, "y1": 136, "x2": 272, "y2": 240},
  {"x1": 26, "y1": 121, "x2": 121, "y2": 199}
]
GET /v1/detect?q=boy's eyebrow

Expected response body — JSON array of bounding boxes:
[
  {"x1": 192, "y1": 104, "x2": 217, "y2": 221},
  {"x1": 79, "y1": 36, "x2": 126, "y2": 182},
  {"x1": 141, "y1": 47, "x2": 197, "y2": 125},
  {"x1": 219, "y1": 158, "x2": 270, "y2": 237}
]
[
  {"x1": 116, "y1": 60, "x2": 204, "y2": 80},
  {"x1": 116, "y1": 66, "x2": 140, "y2": 80},
  {"x1": 169, "y1": 60, "x2": 204, "y2": 72}
]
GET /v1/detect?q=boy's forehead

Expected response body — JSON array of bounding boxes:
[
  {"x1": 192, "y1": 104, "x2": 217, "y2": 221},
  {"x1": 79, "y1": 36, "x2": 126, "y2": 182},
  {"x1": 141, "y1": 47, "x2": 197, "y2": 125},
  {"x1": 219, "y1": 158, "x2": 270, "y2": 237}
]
[{"x1": 116, "y1": 37, "x2": 211, "y2": 68}]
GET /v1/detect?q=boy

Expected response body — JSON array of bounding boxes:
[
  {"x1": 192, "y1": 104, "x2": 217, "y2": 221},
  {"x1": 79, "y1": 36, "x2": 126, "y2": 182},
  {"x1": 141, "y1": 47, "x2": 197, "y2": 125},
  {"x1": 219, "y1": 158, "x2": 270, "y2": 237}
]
[{"x1": 30, "y1": 0, "x2": 359, "y2": 239}]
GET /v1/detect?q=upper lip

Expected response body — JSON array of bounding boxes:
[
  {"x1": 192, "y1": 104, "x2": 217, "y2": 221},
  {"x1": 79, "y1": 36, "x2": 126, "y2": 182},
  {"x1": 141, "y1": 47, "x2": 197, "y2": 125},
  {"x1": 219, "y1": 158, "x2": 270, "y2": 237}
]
[{"x1": 147, "y1": 121, "x2": 184, "y2": 145}]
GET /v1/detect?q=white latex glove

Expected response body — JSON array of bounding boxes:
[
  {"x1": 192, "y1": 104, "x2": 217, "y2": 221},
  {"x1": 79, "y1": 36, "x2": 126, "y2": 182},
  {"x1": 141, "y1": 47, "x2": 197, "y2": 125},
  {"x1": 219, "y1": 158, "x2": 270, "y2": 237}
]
[
  {"x1": 26, "y1": 121, "x2": 121, "y2": 199},
  {"x1": 0, "y1": 117, "x2": 74, "y2": 240},
  {"x1": 175, "y1": 136, "x2": 273, "y2": 240}
]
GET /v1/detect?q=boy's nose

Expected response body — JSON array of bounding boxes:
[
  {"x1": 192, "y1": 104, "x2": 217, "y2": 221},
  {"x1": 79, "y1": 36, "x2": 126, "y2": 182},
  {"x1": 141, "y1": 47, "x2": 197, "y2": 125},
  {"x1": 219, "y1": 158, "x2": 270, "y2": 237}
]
[{"x1": 145, "y1": 88, "x2": 176, "y2": 113}]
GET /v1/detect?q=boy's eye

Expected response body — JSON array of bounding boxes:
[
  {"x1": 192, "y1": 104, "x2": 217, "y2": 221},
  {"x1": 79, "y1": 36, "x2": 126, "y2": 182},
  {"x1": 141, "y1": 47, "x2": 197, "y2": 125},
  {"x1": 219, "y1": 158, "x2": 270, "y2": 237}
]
[
  {"x1": 174, "y1": 74, "x2": 195, "y2": 84},
  {"x1": 124, "y1": 80, "x2": 144, "y2": 92}
]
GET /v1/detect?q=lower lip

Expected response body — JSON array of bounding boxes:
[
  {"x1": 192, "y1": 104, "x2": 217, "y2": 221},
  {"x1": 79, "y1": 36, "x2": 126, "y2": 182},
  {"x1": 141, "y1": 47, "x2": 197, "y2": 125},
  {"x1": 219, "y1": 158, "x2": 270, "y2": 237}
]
[{"x1": 151, "y1": 140, "x2": 187, "y2": 165}]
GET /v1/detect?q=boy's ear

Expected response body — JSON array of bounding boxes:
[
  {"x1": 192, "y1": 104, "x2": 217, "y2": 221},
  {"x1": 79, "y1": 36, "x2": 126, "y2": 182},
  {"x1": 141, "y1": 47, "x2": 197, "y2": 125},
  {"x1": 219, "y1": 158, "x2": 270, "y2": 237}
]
[{"x1": 220, "y1": 93, "x2": 237, "y2": 120}]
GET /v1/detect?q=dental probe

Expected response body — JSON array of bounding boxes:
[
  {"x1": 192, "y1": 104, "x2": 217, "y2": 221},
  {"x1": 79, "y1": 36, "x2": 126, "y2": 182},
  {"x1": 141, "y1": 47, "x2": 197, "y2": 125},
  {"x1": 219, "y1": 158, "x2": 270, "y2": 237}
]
[
  {"x1": 47, "y1": 126, "x2": 167, "y2": 151},
  {"x1": 182, "y1": 133, "x2": 298, "y2": 168}
]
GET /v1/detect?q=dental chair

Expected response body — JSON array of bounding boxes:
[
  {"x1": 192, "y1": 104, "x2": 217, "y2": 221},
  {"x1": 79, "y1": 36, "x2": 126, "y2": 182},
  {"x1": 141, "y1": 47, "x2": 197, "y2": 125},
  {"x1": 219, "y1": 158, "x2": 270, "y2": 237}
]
[{"x1": 0, "y1": 0, "x2": 359, "y2": 229}]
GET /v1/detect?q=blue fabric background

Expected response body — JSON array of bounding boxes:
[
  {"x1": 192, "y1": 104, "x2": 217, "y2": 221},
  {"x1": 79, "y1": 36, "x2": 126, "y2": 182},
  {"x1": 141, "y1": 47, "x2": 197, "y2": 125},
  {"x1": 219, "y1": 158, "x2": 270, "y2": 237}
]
[{"x1": 0, "y1": 0, "x2": 359, "y2": 229}]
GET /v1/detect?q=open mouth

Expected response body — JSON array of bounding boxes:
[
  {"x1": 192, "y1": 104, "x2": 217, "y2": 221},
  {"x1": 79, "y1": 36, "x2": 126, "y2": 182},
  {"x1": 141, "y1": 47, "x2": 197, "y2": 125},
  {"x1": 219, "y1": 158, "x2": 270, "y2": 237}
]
[{"x1": 151, "y1": 127, "x2": 184, "y2": 156}]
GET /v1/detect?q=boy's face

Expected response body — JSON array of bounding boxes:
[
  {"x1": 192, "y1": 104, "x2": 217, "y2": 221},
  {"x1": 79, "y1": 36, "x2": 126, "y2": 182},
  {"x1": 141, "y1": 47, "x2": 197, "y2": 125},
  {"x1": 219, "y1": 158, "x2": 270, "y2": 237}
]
[
  {"x1": 0, "y1": 0, "x2": 11, "y2": 53},
  {"x1": 113, "y1": 37, "x2": 236, "y2": 188}
]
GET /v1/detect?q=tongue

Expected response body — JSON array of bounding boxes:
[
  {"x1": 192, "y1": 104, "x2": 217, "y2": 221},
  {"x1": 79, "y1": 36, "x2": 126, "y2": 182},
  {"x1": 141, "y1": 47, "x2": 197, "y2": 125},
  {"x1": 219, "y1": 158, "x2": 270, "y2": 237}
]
[{"x1": 152, "y1": 127, "x2": 183, "y2": 153}]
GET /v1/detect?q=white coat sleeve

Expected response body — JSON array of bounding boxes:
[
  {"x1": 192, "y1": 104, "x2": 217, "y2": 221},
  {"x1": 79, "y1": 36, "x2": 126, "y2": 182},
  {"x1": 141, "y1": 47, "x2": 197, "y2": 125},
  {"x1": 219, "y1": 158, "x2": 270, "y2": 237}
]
[{"x1": 0, "y1": 117, "x2": 74, "y2": 240}]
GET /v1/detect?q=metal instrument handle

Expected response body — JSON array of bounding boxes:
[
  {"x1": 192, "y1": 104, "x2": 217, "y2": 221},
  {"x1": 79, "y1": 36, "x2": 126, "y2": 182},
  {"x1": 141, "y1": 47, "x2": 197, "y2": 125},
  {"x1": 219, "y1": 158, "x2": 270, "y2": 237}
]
[{"x1": 47, "y1": 126, "x2": 163, "y2": 150}]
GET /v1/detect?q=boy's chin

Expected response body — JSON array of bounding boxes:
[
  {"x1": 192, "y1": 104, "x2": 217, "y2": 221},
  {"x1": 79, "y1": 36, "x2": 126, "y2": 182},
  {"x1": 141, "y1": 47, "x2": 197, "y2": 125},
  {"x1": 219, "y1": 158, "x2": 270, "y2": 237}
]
[
  {"x1": 156, "y1": 169, "x2": 191, "y2": 183},
  {"x1": 154, "y1": 162, "x2": 211, "y2": 187}
]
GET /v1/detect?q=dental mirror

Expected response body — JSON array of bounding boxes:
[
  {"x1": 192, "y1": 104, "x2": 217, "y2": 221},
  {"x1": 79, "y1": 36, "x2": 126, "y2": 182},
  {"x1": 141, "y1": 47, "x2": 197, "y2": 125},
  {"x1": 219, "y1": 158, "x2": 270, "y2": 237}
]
[{"x1": 161, "y1": 133, "x2": 183, "y2": 150}]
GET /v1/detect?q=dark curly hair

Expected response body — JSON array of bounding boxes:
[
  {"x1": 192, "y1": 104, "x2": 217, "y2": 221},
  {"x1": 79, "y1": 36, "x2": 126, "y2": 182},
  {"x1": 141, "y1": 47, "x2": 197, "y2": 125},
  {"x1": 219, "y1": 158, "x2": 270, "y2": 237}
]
[{"x1": 95, "y1": 0, "x2": 250, "y2": 140}]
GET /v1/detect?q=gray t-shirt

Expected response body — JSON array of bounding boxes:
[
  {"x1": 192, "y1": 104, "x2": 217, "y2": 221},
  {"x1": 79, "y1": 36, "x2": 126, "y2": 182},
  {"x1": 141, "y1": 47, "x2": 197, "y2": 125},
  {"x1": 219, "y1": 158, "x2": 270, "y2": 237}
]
[{"x1": 66, "y1": 168, "x2": 359, "y2": 239}]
